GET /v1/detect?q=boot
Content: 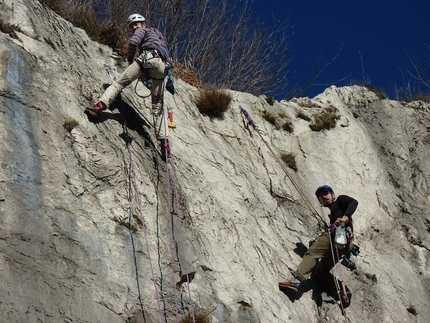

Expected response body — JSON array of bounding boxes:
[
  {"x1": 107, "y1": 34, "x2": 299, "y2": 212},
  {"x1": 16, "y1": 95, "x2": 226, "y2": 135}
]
[
  {"x1": 85, "y1": 101, "x2": 106, "y2": 118},
  {"x1": 160, "y1": 139, "x2": 171, "y2": 161},
  {"x1": 278, "y1": 278, "x2": 302, "y2": 293}
]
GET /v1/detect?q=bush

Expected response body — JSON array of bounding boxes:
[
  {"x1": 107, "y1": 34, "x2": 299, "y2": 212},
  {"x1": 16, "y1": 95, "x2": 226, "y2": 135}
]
[
  {"x1": 362, "y1": 84, "x2": 387, "y2": 100},
  {"x1": 196, "y1": 88, "x2": 232, "y2": 118},
  {"x1": 280, "y1": 153, "x2": 297, "y2": 172},
  {"x1": 180, "y1": 309, "x2": 212, "y2": 323},
  {"x1": 173, "y1": 61, "x2": 200, "y2": 87},
  {"x1": 296, "y1": 111, "x2": 311, "y2": 121},
  {"x1": 262, "y1": 111, "x2": 277, "y2": 126},
  {"x1": 282, "y1": 119, "x2": 294, "y2": 133},
  {"x1": 63, "y1": 119, "x2": 79, "y2": 132},
  {"x1": 265, "y1": 96, "x2": 275, "y2": 106},
  {"x1": 408, "y1": 92, "x2": 430, "y2": 103},
  {"x1": 40, "y1": 0, "x2": 128, "y2": 54},
  {"x1": 0, "y1": 20, "x2": 21, "y2": 34},
  {"x1": 406, "y1": 304, "x2": 418, "y2": 316},
  {"x1": 309, "y1": 109, "x2": 340, "y2": 131}
]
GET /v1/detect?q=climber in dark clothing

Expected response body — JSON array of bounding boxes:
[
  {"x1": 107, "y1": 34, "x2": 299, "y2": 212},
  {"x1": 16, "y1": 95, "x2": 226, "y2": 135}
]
[{"x1": 279, "y1": 185, "x2": 358, "y2": 292}]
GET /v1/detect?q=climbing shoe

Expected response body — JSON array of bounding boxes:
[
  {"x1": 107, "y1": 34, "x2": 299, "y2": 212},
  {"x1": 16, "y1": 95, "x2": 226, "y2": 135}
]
[
  {"x1": 85, "y1": 101, "x2": 106, "y2": 118},
  {"x1": 341, "y1": 256, "x2": 357, "y2": 270},
  {"x1": 338, "y1": 279, "x2": 352, "y2": 308},
  {"x1": 160, "y1": 139, "x2": 171, "y2": 161},
  {"x1": 278, "y1": 278, "x2": 302, "y2": 293}
]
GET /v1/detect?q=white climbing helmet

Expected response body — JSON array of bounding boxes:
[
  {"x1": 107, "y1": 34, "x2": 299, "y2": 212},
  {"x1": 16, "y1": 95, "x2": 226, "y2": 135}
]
[{"x1": 127, "y1": 14, "x2": 146, "y2": 28}]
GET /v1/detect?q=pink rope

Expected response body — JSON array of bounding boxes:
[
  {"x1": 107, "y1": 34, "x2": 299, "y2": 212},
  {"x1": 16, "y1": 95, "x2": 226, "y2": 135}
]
[
  {"x1": 105, "y1": 65, "x2": 195, "y2": 322},
  {"x1": 127, "y1": 143, "x2": 165, "y2": 322},
  {"x1": 162, "y1": 98, "x2": 196, "y2": 323},
  {"x1": 168, "y1": 154, "x2": 196, "y2": 322},
  {"x1": 164, "y1": 138, "x2": 180, "y2": 322},
  {"x1": 104, "y1": 66, "x2": 165, "y2": 322}
]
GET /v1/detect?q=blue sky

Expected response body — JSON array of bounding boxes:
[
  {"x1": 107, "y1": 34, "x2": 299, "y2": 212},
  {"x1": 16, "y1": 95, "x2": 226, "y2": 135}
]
[{"x1": 251, "y1": 0, "x2": 430, "y2": 99}]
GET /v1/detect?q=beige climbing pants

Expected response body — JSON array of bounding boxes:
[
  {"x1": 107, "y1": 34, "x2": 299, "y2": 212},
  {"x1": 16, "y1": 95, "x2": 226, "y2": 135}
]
[
  {"x1": 99, "y1": 51, "x2": 168, "y2": 140},
  {"x1": 295, "y1": 231, "x2": 352, "y2": 289}
]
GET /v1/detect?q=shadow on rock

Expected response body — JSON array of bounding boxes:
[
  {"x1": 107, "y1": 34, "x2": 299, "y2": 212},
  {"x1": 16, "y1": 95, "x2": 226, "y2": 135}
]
[
  {"x1": 86, "y1": 92, "x2": 155, "y2": 150},
  {"x1": 279, "y1": 277, "x2": 347, "y2": 312}
]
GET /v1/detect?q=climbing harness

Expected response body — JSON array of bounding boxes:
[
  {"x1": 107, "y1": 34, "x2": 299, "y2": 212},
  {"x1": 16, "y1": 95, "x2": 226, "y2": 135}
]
[{"x1": 104, "y1": 65, "x2": 196, "y2": 323}]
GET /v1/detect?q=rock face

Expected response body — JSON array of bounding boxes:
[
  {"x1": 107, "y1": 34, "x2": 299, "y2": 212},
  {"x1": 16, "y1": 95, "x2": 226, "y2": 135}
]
[{"x1": 1, "y1": 1, "x2": 429, "y2": 322}]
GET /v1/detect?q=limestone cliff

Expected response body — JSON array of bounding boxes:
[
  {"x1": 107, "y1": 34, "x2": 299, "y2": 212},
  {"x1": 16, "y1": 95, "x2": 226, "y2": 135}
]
[{"x1": 1, "y1": 1, "x2": 429, "y2": 322}]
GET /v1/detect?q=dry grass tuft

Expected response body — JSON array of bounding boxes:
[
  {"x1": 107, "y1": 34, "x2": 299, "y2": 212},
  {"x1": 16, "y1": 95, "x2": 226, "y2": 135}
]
[
  {"x1": 63, "y1": 119, "x2": 79, "y2": 132},
  {"x1": 174, "y1": 62, "x2": 200, "y2": 87},
  {"x1": 362, "y1": 83, "x2": 387, "y2": 100},
  {"x1": 265, "y1": 96, "x2": 275, "y2": 106},
  {"x1": 309, "y1": 108, "x2": 340, "y2": 131},
  {"x1": 262, "y1": 111, "x2": 277, "y2": 126},
  {"x1": 282, "y1": 119, "x2": 294, "y2": 133},
  {"x1": 196, "y1": 88, "x2": 232, "y2": 118},
  {"x1": 280, "y1": 153, "x2": 298, "y2": 171},
  {"x1": 296, "y1": 111, "x2": 311, "y2": 121},
  {"x1": 180, "y1": 312, "x2": 211, "y2": 323},
  {"x1": 40, "y1": 0, "x2": 127, "y2": 55},
  {"x1": 409, "y1": 92, "x2": 430, "y2": 103},
  {"x1": 406, "y1": 304, "x2": 418, "y2": 316},
  {"x1": 0, "y1": 20, "x2": 21, "y2": 34}
]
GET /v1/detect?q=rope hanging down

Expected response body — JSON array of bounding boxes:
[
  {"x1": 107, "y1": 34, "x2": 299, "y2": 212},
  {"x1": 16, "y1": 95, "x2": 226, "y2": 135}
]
[
  {"x1": 328, "y1": 226, "x2": 350, "y2": 322},
  {"x1": 239, "y1": 106, "x2": 326, "y2": 227},
  {"x1": 241, "y1": 106, "x2": 350, "y2": 321},
  {"x1": 103, "y1": 65, "x2": 164, "y2": 321},
  {"x1": 162, "y1": 110, "x2": 196, "y2": 323},
  {"x1": 104, "y1": 65, "x2": 195, "y2": 323}
]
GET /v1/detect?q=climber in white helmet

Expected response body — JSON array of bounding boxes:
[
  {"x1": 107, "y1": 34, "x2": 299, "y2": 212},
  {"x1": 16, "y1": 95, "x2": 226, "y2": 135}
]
[{"x1": 86, "y1": 13, "x2": 174, "y2": 161}]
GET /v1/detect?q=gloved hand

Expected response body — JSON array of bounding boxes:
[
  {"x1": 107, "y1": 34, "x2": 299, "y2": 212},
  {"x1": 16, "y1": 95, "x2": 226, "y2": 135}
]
[
  {"x1": 335, "y1": 215, "x2": 349, "y2": 226},
  {"x1": 327, "y1": 223, "x2": 336, "y2": 232}
]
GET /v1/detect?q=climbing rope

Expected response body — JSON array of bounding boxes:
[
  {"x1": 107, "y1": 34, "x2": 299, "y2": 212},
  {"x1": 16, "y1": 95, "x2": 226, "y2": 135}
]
[
  {"x1": 105, "y1": 65, "x2": 195, "y2": 323},
  {"x1": 240, "y1": 106, "x2": 350, "y2": 320},
  {"x1": 239, "y1": 106, "x2": 326, "y2": 228},
  {"x1": 161, "y1": 83, "x2": 196, "y2": 323},
  {"x1": 103, "y1": 65, "x2": 165, "y2": 322},
  {"x1": 328, "y1": 227, "x2": 350, "y2": 322}
]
